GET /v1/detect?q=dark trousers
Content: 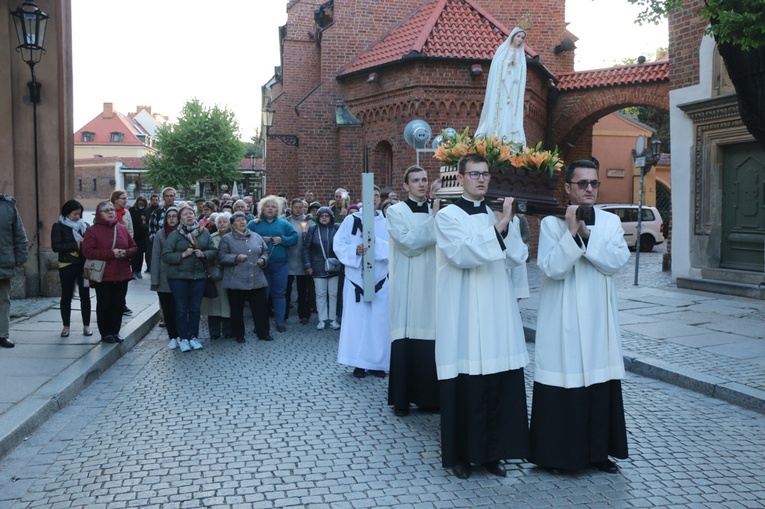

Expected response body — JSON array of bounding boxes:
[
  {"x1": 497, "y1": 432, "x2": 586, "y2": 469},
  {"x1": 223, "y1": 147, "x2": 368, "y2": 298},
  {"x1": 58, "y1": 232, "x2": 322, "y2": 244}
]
[
  {"x1": 131, "y1": 244, "x2": 146, "y2": 274},
  {"x1": 208, "y1": 315, "x2": 232, "y2": 338},
  {"x1": 58, "y1": 263, "x2": 91, "y2": 327},
  {"x1": 157, "y1": 291, "x2": 178, "y2": 339},
  {"x1": 145, "y1": 237, "x2": 153, "y2": 271},
  {"x1": 285, "y1": 275, "x2": 310, "y2": 320},
  {"x1": 168, "y1": 279, "x2": 206, "y2": 340},
  {"x1": 228, "y1": 288, "x2": 270, "y2": 340},
  {"x1": 94, "y1": 280, "x2": 128, "y2": 339}
]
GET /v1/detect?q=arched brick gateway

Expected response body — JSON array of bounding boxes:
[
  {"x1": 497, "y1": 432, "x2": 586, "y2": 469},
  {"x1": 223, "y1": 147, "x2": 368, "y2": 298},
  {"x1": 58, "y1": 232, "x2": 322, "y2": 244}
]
[{"x1": 551, "y1": 61, "x2": 670, "y2": 162}]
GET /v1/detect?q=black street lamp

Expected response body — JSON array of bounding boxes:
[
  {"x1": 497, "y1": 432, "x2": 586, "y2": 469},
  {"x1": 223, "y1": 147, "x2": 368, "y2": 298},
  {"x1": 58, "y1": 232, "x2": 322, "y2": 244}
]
[
  {"x1": 261, "y1": 106, "x2": 298, "y2": 147},
  {"x1": 632, "y1": 136, "x2": 663, "y2": 285},
  {"x1": 11, "y1": 0, "x2": 48, "y2": 295}
]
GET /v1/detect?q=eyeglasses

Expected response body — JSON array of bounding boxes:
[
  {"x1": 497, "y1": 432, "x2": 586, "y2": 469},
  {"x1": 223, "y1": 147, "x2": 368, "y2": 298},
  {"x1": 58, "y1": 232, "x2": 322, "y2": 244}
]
[
  {"x1": 568, "y1": 180, "x2": 601, "y2": 189},
  {"x1": 465, "y1": 171, "x2": 491, "y2": 180},
  {"x1": 100, "y1": 208, "x2": 116, "y2": 213}
]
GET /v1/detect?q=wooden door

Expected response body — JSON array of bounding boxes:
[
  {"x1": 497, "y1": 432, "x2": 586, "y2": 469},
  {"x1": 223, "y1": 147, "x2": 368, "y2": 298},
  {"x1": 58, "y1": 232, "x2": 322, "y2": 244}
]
[{"x1": 721, "y1": 142, "x2": 765, "y2": 271}]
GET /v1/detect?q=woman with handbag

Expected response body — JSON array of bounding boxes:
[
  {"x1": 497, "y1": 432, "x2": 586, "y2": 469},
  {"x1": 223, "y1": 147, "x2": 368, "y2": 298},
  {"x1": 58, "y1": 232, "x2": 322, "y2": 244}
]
[
  {"x1": 150, "y1": 206, "x2": 180, "y2": 348},
  {"x1": 201, "y1": 212, "x2": 232, "y2": 340},
  {"x1": 219, "y1": 211, "x2": 271, "y2": 343},
  {"x1": 161, "y1": 203, "x2": 217, "y2": 352},
  {"x1": 81, "y1": 201, "x2": 137, "y2": 344},
  {"x1": 302, "y1": 207, "x2": 341, "y2": 330},
  {"x1": 51, "y1": 199, "x2": 92, "y2": 338}
]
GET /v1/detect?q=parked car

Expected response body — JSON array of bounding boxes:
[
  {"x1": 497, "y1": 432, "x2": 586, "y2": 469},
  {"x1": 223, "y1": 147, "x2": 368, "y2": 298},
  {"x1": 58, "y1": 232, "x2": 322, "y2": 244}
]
[{"x1": 595, "y1": 203, "x2": 665, "y2": 252}]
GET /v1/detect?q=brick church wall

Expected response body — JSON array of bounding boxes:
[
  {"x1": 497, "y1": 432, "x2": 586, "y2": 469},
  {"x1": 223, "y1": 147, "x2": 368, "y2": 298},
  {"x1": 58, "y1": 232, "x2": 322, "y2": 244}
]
[
  {"x1": 667, "y1": 0, "x2": 707, "y2": 91},
  {"x1": 267, "y1": 0, "x2": 569, "y2": 202}
]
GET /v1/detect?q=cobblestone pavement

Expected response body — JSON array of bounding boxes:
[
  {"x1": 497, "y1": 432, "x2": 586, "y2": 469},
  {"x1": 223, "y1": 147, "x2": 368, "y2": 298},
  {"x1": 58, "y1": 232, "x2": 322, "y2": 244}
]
[
  {"x1": 522, "y1": 247, "x2": 765, "y2": 405},
  {"x1": 1, "y1": 311, "x2": 764, "y2": 509}
]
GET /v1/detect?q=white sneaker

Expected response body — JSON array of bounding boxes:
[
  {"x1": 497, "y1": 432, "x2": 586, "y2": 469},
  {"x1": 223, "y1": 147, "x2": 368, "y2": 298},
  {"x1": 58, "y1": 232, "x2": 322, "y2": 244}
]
[
  {"x1": 316, "y1": 321, "x2": 326, "y2": 330},
  {"x1": 167, "y1": 338, "x2": 179, "y2": 349},
  {"x1": 179, "y1": 339, "x2": 191, "y2": 352},
  {"x1": 189, "y1": 338, "x2": 203, "y2": 350},
  {"x1": 329, "y1": 320, "x2": 341, "y2": 330}
]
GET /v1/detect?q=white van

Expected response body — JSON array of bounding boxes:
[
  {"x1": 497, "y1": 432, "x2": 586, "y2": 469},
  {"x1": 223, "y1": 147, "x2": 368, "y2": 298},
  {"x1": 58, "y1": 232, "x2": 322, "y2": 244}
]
[{"x1": 595, "y1": 204, "x2": 665, "y2": 252}]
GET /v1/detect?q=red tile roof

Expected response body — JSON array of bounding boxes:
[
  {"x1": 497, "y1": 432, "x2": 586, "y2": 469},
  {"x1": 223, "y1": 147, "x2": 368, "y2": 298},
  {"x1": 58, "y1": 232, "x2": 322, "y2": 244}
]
[
  {"x1": 75, "y1": 108, "x2": 150, "y2": 146},
  {"x1": 556, "y1": 61, "x2": 669, "y2": 91},
  {"x1": 239, "y1": 158, "x2": 263, "y2": 171},
  {"x1": 339, "y1": 0, "x2": 537, "y2": 76}
]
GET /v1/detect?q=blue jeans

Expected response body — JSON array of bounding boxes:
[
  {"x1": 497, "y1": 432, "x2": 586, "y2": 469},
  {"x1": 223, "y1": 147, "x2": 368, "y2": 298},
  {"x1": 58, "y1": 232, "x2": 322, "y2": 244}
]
[
  {"x1": 264, "y1": 261, "x2": 288, "y2": 326},
  {"x1": 168, "y1": 278, "x2": 206, "y2": 339}
]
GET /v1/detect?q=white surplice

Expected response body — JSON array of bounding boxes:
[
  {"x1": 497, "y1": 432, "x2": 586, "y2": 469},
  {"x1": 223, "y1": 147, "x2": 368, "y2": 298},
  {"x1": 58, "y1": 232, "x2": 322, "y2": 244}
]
[
  {"x1": 334, "y1": 211, "x2": 391, "y2": 371},
  {"x1": 386, "y1": 200, "x2": 437, "y2": 341},
  {"x1": 535, "y1": 208, "x2": 630, "y2": 388},
  {"x1": 434, "y1": 199, "x2": 529, "y2": 380}
]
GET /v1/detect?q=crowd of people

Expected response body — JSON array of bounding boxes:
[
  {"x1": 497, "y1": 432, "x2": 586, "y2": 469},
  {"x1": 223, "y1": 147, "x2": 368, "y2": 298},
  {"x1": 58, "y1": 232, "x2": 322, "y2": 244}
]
[{"x1": 0, "y1": 154, "x2": 630, "y2": 479}]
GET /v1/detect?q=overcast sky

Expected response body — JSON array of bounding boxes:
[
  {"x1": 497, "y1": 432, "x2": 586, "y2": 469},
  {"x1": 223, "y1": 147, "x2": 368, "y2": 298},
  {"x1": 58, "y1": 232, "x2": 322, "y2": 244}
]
[{"x1": 71, "y1": 0, "x2": 668, "y2": 140}]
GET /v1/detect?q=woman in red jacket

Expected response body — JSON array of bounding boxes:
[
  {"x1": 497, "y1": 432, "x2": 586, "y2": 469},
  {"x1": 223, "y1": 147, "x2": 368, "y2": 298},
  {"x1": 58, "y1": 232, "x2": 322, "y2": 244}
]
[{"x1": 82, "y1": 201, "x2": 137, "y2": 344}]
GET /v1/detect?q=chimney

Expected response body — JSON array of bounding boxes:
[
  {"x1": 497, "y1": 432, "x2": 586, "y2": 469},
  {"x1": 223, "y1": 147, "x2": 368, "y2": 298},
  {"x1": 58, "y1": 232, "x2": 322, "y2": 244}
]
[{"x1": 103, "y1": 102, "x2": 114, "y2": 118}]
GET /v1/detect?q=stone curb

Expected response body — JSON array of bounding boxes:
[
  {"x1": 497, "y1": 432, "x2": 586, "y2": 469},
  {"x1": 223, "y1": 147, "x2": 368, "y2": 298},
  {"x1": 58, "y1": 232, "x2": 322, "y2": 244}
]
[
  {"x1": 524, "y1": 326, "x2": 765, "y2": 416},
  {"x1": 0, "y1": 302, "x2": 160, "y2": 461}
]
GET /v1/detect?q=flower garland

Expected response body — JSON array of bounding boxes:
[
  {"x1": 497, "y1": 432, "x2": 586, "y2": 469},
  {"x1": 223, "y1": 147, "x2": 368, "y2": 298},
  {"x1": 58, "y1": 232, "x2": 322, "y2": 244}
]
[{"x1": 434, "y1": 128, "x2": 564, "y2": 176}]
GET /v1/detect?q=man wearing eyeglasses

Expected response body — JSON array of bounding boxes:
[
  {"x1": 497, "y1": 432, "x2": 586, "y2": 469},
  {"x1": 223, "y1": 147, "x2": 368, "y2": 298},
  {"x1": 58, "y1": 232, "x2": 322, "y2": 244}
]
[
  {"x1": 434, "y1": 153, "x2": 530, "y2": 479},
  {"x1": 530, "y1": 159, "x2": 630, "y2": 475},
  {"x1": 149, "y1": 187, "x2": 177, "y2": 242}
]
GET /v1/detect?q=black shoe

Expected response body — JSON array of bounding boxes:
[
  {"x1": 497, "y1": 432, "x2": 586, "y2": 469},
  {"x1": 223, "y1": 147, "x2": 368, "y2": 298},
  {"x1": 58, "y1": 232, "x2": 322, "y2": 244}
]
[
  {"x1": 541, "y1": 466, "x2": 565, "y2": 475},
  {"x1": 235, "y1": 337, "x2": 245, "y2": 343},
  {"x1": 594, "y1": 459, "x2": 619, "y2": 474},
  {"x1": 101, "y1": 335, "x2": 117, "y2": 344},
  {"x1": 123, "y1": 307, "x2": 133, "y2": 315},
  {"x1": 0, "y1": 337, "x2": 15, "y2": 348},
  {"x1": 452, "y1": 460, "x2": 471, "y2": 479},
  {"x1": 276, "y1": 324, "x2": 286, "y2": 332},
  {"x1": 259, "y1": 335, "x2": 274, "y2": 341},
  {"x1": 211, "y1": 335, "x2": 220, "y2": 340},
  {"x1": 368, "y1": 370, "x2": 386, "y2": 378},
  {"x1": 114, "y1": 335, "x2": 125, "y2": 343},
  {"x1": 353, "y1": 368, "x2": 367, "y2": 378},
  {"x1": 483, "y1": 461, "x2": 506, "y2": 477},
  {"x1": 393, "y1": 407, "x2": 409, "y2": 417}
]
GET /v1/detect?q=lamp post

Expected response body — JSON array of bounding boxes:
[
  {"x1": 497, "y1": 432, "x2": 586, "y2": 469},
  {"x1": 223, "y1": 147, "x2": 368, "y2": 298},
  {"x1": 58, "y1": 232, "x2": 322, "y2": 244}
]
[
  {"x1": 261, "y1": 106, "x2": 298, "y2": 147},
  {"x1": 633, "y1": 136, "x2": 662, "y2": 285},
  {"x1": 11, "y1": 0, "x2": 48, "y2": 296}
]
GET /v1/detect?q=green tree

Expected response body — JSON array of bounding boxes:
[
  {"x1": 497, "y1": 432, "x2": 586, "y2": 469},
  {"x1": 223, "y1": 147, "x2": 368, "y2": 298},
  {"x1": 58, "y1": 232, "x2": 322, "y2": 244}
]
[
  {"x1": 144, "y1": 99, "x2": 245, "y2": 190},
  {"x1": 621, "y1": 106, "x2": 671, "y2": 150},
  {"x1": 626, "y1": 0, "x2": 765, "y2": 148},
  {"x1": 242, "y1": 133, "x2": 263, "y2": 159}
]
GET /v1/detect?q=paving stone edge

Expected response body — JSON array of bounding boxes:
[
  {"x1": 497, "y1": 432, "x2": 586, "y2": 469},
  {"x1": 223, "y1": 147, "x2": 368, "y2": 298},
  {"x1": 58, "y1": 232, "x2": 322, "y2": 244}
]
[
  {"x1": 525, "y1": 327, "x2": 765, "y2": 416},
  {"x1": 0, "y1": 302, "x2": 160, "y2": 461}
]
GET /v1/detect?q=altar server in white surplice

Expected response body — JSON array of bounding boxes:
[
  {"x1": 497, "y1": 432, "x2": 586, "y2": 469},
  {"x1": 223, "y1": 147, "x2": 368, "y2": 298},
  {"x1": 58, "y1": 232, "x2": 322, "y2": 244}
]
[
  {"x1": 334, "y1": 187, "x2": 391, "y2": 378},
  {"x1": 530, "y1": 159, "x2": 630, "y2": 475},
  {"x1": 386, "y1": 166, "x2": 441, "y2": 417},
  {"x1": 434, "y1": 153, "x2": 530, "y2": 480}
]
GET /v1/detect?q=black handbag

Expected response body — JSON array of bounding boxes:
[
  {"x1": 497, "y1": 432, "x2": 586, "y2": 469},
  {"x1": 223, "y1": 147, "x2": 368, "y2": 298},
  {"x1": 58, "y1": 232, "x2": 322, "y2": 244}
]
[
  {"x1": 204, "y1": 277, "x2": 218, "y2": 299},
  {"x1": 199, "y1": 258, "x2": 218, "y2": 299}
]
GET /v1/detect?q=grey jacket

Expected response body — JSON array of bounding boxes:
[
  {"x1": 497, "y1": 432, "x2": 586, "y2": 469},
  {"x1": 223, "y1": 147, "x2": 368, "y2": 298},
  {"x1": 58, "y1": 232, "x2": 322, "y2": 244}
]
[
  {"x1": 150, "y1": 230, "x2": 171, "y2": 293},
  {"x1": 0, "y1": 195, "x2": 28, "y2": 279},
  {"x1": 218, "y1": 229, "x2": 270, "y2": 290},
  {"x1": 287, "y1": 214, "x2": 309, "y2": 276}
]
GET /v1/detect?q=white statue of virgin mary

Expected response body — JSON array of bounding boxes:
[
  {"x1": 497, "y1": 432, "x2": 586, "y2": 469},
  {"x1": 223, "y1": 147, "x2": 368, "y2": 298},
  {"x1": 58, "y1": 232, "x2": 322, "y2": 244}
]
[{"x1": 475, "y1": 27, "x2": 527, "y2": 148}]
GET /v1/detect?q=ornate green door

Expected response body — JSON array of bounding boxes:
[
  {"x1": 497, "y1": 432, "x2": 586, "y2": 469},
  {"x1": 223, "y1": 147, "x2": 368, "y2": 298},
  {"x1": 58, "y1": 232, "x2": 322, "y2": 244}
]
[{"x1": 721, "y1": 142, "x2": 765, "y2": 271}]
